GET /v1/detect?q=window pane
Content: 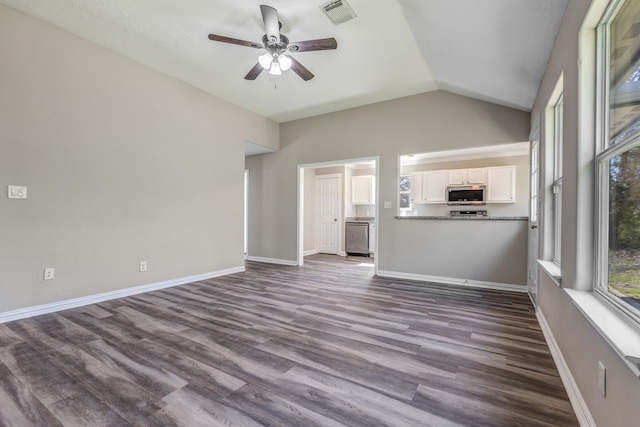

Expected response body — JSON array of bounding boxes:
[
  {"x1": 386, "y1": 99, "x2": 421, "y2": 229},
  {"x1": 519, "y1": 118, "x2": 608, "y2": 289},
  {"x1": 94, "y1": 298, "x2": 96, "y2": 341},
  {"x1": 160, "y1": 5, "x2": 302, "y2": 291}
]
[
  {"x1": 609, "y1": 0, "x2": 640, "y2": 145},
  {"x1": 607, "y1": 146, "x2": 640, "y2": 310},
  {"x1": 399, "y1": 193, "x2": 411, "y2": 208},
  {"x1": 400, "y1": 175, "x2": 411, "y2": 192}
]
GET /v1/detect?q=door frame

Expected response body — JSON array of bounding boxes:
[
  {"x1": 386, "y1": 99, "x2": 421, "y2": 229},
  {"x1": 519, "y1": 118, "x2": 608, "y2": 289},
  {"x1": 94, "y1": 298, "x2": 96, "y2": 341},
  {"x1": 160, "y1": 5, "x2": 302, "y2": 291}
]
[
  {"x1": 297, "y1": 156, "x2": 379, "y2": 274},
  {"x1": 528, "y1": 118, "x2": 541, "y2": 306},
  {"x1": 244, "y1": 169, "x2": 248, "y2": 259},
  {"x1": 315, "y1": 173, "x2": 342, "y2": 255}
]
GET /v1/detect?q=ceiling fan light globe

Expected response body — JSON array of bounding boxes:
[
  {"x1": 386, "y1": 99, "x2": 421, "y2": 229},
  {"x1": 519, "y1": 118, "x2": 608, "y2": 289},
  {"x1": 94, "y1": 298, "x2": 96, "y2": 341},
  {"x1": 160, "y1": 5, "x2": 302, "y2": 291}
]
[
  {"x1": 279, "y1": 55, "x2": 292, "y2": 71},
  {"x1": 269, "y1": 61, "x2": 282, "y2": 76},
  {"x1": 258, "y1": 52, "x2": 273, "y2": 69}
]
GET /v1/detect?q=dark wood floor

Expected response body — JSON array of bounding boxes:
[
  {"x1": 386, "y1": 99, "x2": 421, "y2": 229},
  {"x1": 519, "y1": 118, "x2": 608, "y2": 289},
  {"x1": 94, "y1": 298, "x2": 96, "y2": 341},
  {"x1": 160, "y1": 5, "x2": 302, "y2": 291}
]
[{"x1": 0, "y1": 254, "x2": 578, "y2": 426}]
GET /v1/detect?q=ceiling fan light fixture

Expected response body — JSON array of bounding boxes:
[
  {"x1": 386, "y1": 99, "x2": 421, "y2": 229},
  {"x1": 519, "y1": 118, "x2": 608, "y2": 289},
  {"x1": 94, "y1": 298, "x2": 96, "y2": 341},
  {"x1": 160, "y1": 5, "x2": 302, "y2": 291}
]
[
  {"x1": 279, "y1": 54, "x2": 292, "y2": 71},
  {"x1": 269, "y1": 61, "x2": 282, "y2": 75},
  {"x1": 258, "y1": 52, "x2": 273, "y2": 69}
]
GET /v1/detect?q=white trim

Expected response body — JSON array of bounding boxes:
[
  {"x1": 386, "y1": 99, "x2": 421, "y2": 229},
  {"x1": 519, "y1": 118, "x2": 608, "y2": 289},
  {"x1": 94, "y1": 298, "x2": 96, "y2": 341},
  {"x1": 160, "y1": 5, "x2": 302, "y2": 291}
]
[
  {"x1": 538, "y1": 259, "x2": 562, "y2": 284},
  {"x1": 400, "y1": 142, "x2": 530, "y2": 166},
  {"x1": 338, "y1": 251, "x2": 347, "y2": 257},
  {"x1": 0, "y1": 266, "x2": 245, "y2": 324},
  {"x1": 565, "y1": 289, "x2": 640, "y2": 376},
  {"x1": 303, "y1": 249, "x2": 318, "y2": 256},
  {"x1": 246, "y1": 256, "x2": 298, "y2": 266},
  {"x1": 376, "y1": 270, "x2": 526, "y2": 293},
  {"x1": 244, "y1": 169, "x2": 249, "y2": 257},
  {"x1": 536, "y1": 310, "x2": 597, "y2": 427}
]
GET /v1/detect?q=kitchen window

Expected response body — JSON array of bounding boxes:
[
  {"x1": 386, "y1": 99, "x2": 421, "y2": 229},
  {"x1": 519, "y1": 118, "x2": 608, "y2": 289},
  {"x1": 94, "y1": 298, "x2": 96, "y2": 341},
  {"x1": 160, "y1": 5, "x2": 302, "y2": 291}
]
[
  {"x1": 399, "y1": 175, "x2": 411, "y2": 210},
  {"x1": 595, "y1": 0, "x2": 640, "y2": 320}
]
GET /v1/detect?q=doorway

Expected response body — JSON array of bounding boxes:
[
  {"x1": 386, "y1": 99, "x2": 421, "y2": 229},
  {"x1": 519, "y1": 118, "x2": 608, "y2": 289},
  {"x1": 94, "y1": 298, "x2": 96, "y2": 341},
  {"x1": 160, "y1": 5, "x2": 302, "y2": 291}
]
[
  {"x1": 297, "y1": 157, "x2": 379, "y2": 274},
  {"x1": 528, "y1": 125, "x2": 540, "y2": 306}
]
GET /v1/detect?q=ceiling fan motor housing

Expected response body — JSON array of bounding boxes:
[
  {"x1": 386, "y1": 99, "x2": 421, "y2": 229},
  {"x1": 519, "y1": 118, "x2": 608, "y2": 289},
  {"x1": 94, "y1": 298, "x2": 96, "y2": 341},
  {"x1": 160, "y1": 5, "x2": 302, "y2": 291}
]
[{"x1": 262, "y1": 34, "x2": 291, "y2": 54}]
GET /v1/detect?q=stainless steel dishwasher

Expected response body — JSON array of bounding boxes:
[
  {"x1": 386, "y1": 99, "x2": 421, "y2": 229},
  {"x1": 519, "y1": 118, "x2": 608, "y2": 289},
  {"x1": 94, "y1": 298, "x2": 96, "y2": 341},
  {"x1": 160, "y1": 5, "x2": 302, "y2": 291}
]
[{"x1": 346, "y1": 222, "x2": 370, "y2": 256}]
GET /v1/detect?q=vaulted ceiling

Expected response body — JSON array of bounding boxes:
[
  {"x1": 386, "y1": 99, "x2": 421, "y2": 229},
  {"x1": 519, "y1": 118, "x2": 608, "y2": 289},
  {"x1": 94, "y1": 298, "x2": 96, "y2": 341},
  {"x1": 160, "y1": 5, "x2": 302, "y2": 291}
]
[{"x1": 0, "y1": 0, "x2": 567, "y2": 123}]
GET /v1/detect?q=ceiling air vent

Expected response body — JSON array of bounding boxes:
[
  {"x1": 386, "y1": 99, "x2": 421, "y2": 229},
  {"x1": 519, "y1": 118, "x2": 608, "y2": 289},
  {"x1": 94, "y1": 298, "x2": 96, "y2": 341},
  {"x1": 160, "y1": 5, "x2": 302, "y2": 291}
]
[{"x1": 321, "y1": 0, "x2": 356, "y2": 25}]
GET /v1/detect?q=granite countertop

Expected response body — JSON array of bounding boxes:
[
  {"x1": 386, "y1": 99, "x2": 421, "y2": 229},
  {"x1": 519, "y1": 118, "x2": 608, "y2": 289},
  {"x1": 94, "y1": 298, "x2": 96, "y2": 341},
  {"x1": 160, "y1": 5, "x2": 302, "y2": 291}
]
[
  {"x1": 394, "y1": 216, "x2": 529, "y2": 221},
  {"x1": 345, "y1": 217, "x2": 375, "y2": 222}
]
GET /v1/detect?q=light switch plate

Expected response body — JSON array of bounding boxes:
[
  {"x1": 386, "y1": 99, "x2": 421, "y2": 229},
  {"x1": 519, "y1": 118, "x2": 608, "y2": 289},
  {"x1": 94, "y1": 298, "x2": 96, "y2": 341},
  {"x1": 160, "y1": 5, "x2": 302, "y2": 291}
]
[
  {"x1": 8, "y1": 185, "x2": 27, "y2": 199},
  {"x1": 383, "y1": 201, "x2": 392, "y2": 209}
]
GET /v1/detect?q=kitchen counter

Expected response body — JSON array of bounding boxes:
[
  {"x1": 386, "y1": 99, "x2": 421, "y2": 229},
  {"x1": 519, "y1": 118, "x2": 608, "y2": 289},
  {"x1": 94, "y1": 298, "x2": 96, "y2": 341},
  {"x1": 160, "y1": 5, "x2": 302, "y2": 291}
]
[
  {"x1": 394, "y1": 216, "x2": 528, "y2": 221},
  {"x1": 345, "y1": 217, "x2": 375, "y2": 222}
]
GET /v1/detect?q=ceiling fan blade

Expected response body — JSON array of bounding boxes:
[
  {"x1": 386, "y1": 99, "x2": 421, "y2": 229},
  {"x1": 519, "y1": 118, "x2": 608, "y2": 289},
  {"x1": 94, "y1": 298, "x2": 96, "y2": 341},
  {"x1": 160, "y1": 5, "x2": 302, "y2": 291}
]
[
  {"x1": 244, "y1": 62, "x2": 264, "y2": 80},
  {"x1": 289, "y1": 38, "x2": 338, "y2": 52},
  {"x1": 289, "y1": 57, "x2": 314, "y2": 81},
  {"x1": 208, "y1": 34, "x2": 263, "y2": 49},
  {"x1": 260, "y1": 5, "x2": 281, "y2": 45}
]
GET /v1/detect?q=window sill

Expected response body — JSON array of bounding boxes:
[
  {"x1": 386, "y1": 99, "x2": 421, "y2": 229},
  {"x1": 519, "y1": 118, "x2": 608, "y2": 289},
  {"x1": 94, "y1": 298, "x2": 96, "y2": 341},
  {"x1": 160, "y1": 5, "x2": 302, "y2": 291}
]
[
  {"x1": 538, "y1": 260, "x2": 562, "y2": 286},
  {"x1": 565, "y1": 289, "x2": 640, "y2": 377}
]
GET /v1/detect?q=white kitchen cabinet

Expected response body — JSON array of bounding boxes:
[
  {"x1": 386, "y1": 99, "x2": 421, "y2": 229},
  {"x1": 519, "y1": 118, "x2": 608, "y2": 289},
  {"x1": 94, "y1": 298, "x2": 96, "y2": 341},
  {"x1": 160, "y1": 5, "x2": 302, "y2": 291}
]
[
  {"x1": 486, "y1": 166, "x2": 516, "y2": 203},
  {"x1": 410, "y1": 172, "x2": 423, "y2": 203},
  {"x1": 447, "y1": 169, "x2": 466, "y2": 186},
  {"x1": 447, "y1": 168, "x2": 486, "y2": 186},
  {"x1": 410, "y1": 170, "x2": 448, "y2": 203},
  {"x1": 351, "y1": 175, "x2": 375, "y2": 204},
  {"x1": 466, "y1": 168, "x2": 486, "y2": 184}
]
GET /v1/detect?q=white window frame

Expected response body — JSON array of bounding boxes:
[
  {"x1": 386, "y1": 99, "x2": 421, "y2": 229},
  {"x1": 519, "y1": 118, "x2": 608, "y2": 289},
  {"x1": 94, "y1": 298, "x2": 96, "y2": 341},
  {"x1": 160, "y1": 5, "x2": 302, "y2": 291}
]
[
  {"x1": 594, "y1": 0, "x2": 640, "y2": 323},
  {"x1": 530, "y1": 142, "x2": 539, "y2": 226},
  {"x1": 399, "y1": 174, "x2": 412, "y2": 211},
  {"x1": 552, "y1": 95, "x2": 563, "y2": 265}
]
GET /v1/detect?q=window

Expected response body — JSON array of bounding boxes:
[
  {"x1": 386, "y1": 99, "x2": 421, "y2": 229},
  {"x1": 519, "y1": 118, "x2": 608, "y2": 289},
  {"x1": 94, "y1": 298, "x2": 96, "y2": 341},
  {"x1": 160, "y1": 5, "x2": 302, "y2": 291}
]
[
  {"x1": 399, "y1": 175, "x2": 411, "y2": 210},
  {"x1": 553, "y1": 95, "x2": 563, "y2": 265},
  {"x1": 596, "y1": 0, "x2": 640, "y2": 318},
  {"x1": 530, "y1": 142, "x2": 539, "y2": 224}
]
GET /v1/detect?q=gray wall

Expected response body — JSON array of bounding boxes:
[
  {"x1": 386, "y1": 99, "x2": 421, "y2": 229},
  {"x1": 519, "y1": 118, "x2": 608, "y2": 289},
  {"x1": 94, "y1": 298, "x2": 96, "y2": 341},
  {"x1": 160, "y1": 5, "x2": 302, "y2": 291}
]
[
  {"x1": 0, "y1": 5, "x2": 278, "y2": 313},
  {"x1": 531, "y1": 0, "x2": 640, "y2": 425},
  {"x1": 246, "y1": 90, "x2": 530, "y2": 285}
]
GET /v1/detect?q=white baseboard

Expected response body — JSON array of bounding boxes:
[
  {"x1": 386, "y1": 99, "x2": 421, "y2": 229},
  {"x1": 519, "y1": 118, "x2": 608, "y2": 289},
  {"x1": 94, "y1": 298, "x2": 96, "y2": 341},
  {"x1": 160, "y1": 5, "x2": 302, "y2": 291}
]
[
  {"x1": 339, "y1": 251, "x2": 347, "y2": 257},
  {"x1": 376, "y1": 270, "x2": 527, "y2": 293},
  {"x1": 303, "y1": 249, "x2": 318, "y2": 256},
  {"x1": 536, "y1": 310, "x2": 596, "y2": 427},
  {"x1": 0, "y1": 266, "x2": 245, "y2": 324},
  {"x1": 246, "y1": 256, "x2": 298, "y2": 266}
]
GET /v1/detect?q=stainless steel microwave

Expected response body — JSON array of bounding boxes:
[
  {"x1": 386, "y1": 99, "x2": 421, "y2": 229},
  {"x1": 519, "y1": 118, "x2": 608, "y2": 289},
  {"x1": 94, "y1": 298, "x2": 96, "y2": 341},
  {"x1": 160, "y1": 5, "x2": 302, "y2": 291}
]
[{"x1": 447, "y1": 186, "x2": 486, "y2": 205}]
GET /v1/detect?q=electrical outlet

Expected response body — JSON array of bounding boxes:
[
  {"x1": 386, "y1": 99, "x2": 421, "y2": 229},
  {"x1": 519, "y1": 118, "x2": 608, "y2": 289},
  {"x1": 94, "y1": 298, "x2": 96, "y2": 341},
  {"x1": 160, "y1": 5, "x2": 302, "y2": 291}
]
[
  {"x1": 44, "y1": 268, "x2": 55, "y2": 280},
  {"x1": 598, "y1": 361, "x2": 606, "y2": 397},
  {"x1": 139, "y1": 261, "x2": 147, "y2": 272}
]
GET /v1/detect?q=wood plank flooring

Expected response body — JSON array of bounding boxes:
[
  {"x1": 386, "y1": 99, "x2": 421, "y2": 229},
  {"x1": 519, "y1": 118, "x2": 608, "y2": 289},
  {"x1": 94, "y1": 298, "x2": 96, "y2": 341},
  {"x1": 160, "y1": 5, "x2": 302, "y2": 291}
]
[{"x1": 0, "y1": 254, "x2": 579, "y2": 426}]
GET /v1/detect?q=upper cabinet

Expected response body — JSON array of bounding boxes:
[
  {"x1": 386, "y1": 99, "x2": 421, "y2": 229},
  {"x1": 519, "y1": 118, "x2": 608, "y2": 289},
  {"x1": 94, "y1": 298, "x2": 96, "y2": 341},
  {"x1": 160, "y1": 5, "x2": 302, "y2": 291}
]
[
  {"x1": 411, "y1": 170, "x2": 448, "y2": 204},
  {"x1": 352, "y1": 175, "x2": 375, "y2": 204},
  {"x1": 466, "y1": 168, "x2": 487, "y2": 185},
  {"x1": 486, "y1": 166, "x2": 516, "y2": 203},
  {"x1": 447, "y1": 169, "x2": 465, "y2": 186},
  {"x1": 447, "y1": 168, "x2": 486, "y2": 186}
]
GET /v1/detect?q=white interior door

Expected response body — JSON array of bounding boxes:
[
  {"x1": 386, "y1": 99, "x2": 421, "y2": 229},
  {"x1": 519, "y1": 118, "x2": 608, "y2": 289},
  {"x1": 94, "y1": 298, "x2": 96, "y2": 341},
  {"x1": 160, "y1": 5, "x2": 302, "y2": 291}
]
[
  {"x1": 528, "y1": 134, "x2": 540, "y2": 305},
  {"x1": 317, "y1": 176, "x2": 340, "y2": 254}
]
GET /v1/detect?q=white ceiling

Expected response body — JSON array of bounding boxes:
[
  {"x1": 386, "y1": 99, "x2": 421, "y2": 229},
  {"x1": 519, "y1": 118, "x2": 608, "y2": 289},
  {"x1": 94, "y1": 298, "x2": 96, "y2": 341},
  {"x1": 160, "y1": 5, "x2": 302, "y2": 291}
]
[{"x1": 1, "y1": 0, "x2": 566, "y2": 123}]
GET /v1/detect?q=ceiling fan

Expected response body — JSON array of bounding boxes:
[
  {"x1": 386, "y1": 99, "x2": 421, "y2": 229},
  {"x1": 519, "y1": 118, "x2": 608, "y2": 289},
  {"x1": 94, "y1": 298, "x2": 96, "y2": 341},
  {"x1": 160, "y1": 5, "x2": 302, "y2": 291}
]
[{"x1": 208, "y1": 5, "x2": 337, "y2": 81}]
